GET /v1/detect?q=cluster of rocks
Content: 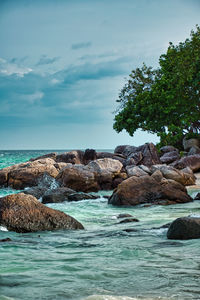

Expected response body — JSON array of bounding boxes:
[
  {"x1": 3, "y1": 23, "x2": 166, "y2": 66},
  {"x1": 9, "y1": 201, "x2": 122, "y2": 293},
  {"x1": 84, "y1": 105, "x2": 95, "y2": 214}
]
[{"x1": 0, "y1": 141, "x2": 200, "y2": 235}]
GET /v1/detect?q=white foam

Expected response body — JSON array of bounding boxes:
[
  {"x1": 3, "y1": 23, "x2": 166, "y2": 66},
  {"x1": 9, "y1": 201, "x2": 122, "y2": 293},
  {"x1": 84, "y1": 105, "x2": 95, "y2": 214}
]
[
  {"x1": 0, "y1": 226, "x2": 8, "y2": 232},
  {"x1": 83, "y1": 296, "x2": 166, "y2": 300}
]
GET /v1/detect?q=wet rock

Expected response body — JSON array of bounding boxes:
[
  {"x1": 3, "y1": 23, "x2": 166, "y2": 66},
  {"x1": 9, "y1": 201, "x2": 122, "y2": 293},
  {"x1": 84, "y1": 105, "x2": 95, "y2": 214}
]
[
  {"x1": 167, "y1": 217, "x2": 200, "y2": 240},
  {"x1": 0, "y1": 193, "x2": 84, "y2": 233},
  {"x1": 194, "y1": 192, "x2": 200, "y2": 200},
  {"x1": 68, "y1": 193, "x2": 100, "y2": 201},
  {"x1": 172, "y1": 154, "x2": 200, "y2": 172},
  {"x1": 117, "y1": 213, "x2": 133, "y2": 218},
  {"x1": 0, "y1": 238, "x2": 12, "y2": 242},
  {"x1": 24, "y1": 186, "x2": 48, "y2": 199},
  {"x1": 108, "y1": 175, "x2": 192, "y2": 207},
  {"x1": 42, "y1": 187, "x2": 75, "y2": 204},
  {"x1": 118, "y1": 218, "x2": 139, "y2": 224},
  {"x1": 123, "y1": 228, "x2": 138, "y2": 233}
]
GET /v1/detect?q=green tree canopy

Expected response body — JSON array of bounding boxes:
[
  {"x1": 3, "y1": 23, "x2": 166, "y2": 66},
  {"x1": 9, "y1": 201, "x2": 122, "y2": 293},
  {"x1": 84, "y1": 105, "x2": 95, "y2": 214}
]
[{"x1": 113, "y1": 25, "x2": 200, "y2": 148}]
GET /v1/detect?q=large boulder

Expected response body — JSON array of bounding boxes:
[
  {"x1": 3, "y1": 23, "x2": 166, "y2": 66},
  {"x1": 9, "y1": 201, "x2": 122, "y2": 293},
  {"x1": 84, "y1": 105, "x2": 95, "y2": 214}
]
[
  {"x1": 160, "y1": 151, "x2": 180, "y2": 164},
  {"x1": 0, "y1": 193, "x2": 84, "y2": 233},
  {"x1": 151, "y1": 165, "x2": 196, "y2": 186},
  {"x1": 0, "y1": 158, "x2": 60, "y2": 189},
  {"x1": 88, "y1": 158, "x2": 123, "y2": 173},
  {"x1": 120, "y1": 143, "x2": 160, "y2": 167},
  {"x1": 57, "y1": 164, "x2": 99, "y2": 192},
  {"x1": 172, "y1": 154, "x2": 200, "y2": 172},
  {"x1": 108, "y1": 175, "x2": 192, "y2": 206},
  {"x1": 167, "y1": 217, "x2": 200, "y2": 240}
]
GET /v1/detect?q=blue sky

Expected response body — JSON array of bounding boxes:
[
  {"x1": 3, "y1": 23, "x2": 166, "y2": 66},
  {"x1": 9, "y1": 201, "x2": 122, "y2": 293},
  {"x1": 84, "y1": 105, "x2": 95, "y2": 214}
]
[{"x1": 0, "y1": 0, "x2": 199, "y2": 150}]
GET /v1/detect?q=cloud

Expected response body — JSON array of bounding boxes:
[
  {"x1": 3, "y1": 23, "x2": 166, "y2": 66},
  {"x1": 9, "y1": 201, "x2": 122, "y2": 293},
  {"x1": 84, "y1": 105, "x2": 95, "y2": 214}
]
[
  {"x1": 0, "y1": 58, "x2": 32, "y2": 77},
  {"x1": 55, "y1": 56, "x2": 130, "y2": 84},
  {"x1": 36, "y1": 55, "x2": 60, "y2": 66},
  {"x1": 71, "y1": 41, "x2": 92, "y2": 50}
]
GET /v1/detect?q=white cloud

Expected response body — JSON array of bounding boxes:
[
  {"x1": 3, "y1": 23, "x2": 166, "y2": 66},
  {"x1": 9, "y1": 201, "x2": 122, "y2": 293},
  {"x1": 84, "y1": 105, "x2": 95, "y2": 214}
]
[{"x1": 0, "y1": 57, "x2": 32, "y2": 77}]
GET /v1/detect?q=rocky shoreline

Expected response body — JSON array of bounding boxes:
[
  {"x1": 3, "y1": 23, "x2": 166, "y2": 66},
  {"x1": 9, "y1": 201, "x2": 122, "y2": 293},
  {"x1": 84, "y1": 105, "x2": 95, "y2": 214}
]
[{"x1": 0, "y1": 142, "x2": 200, "y2": 239}]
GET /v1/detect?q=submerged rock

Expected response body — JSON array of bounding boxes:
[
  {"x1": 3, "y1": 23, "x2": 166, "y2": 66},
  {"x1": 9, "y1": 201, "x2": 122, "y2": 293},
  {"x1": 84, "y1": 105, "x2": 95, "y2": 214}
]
[
  {"x1": 42, "y1": 187, "x2": 75, "y2": 204},
  {"x1": 118, "y1": 218, "x2": 139, "y2": 224},
  {"x1": 108, "y1": 175, "x2": 192, "y2": 206},
  {"x1": 0, "y1": 193, "x2": 84, "y2": 233},
  {"x1": 167, "y1": 217, "x2": 200, "y2": 240},
  {"x1": 0, "y1": 238, "x2": 12, "y2": 242}
]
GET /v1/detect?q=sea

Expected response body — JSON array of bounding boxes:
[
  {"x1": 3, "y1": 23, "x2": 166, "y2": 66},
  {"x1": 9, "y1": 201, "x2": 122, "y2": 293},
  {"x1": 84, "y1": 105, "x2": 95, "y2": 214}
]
[{"x1": 0, "y1": 150, "x2": 200, "y2": 300}]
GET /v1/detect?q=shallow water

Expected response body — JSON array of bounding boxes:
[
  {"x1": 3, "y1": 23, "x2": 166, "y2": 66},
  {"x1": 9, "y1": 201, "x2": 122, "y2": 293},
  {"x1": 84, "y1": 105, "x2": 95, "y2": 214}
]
[{"x1": 1, "y1": 150, "x2": 200, "y2": 300}]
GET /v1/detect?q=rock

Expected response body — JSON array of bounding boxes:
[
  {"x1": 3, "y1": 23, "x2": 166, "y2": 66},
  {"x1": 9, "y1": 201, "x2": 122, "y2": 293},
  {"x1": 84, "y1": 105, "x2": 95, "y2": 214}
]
[
  {"x1": 42, "y1": 187, "x2": 75, "y2": 204},
  {"x1": 118, "y1": 218, "x2": 139, "y2": 224},
  {"x1": 117, "y1": 213, "x2": 133, "y2": 218},
  {"x1": 167, "y1": 217, "x2": 200, "y2": 240},
  {"x1": 151, "y1": 170, "x2": 163, "y2": 183},
  {"x1": 160, "y1": 151, "x2": 180, "y2": 164},
  {"x1": 123, "y1": 143, "x2": 160, "y2": 167},
  {"x1": 57, "y1": 164, "x2": 99, "y2": 192},
  {"x1": 0, "y1": 193, "x2": 84, "y2": 233},
  {"x1": 108, "y1": 175, "x2": 192, "y2": 206},
  {"x1": 83, "y1": 149, "x2": 97, "y2": 164},
  {"x1": 194, "y1": 192, "x2": 200, "y2": 200},
  {"x1": 172, "y1": 154, "x2": 200, "y2": 172},
  {"x1": 0, "y1": 158, "x2": 60, "y2": 189},
  {"x1": 188, "y1": 146, "x2": 200, "y2": 156},
  {"x1": 114, "y1": 145, "x2": 129, "y2": 154},
  {"x1": 151, "y1": 165, "x2": 196, "y2": 186},
  {"x1": 125, "y1": 152, "x2": 143, "y2": 166},
  {"x1": 122, "y1": 146, "x2": 138, "y2": 157},
  {"x1": 88, "y1": 158, "x2": 123, "y2": 173},
  {"x1": 160, "y1": 146, "x2": 178, "y2": 154},
  {"x1": 126, "y1": 165, "x2": 149, "y2": 177},
  {"x1": 0, "y1": 238, "x2": 12, "y2": 242},
  {"x1": 96, "y1": 152, "x2": 125, "y2": 164},
  {"x1": 68, "y1": 193, "x2": 100, "y2": 201},
  {"x1": 123, "y1": 228, "x2": 138, "y2": 232},
  {"x1": 24, "y1": 186, "x2": 48, "y2": 199},
  {"x1": 29, "y1": 152, "x2": 57, "y2": 162},
  {"x1": 183, "y1": 137, "x2": 200, "y2": 151},
  {"x1": 56, "y1": 150, "x2": 84, "y2": 164}
]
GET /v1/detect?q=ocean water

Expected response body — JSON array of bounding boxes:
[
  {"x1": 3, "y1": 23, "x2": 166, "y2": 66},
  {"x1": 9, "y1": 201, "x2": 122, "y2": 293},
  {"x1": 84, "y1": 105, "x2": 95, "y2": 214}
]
[{"x1": 0, "y1": 150, "x2": 200, "y2": 300}]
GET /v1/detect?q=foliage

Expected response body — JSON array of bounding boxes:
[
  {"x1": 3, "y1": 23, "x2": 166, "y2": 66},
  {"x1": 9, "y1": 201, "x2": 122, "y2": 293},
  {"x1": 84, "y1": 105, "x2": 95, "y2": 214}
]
[{"x1": 113, "y1": 25, "x2": 200, "y2": 148}]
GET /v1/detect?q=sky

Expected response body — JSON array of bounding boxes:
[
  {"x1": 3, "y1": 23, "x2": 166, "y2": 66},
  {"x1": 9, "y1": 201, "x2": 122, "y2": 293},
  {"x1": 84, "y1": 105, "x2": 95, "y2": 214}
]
[{"x1": 0, "y1": 0, "x2": 199, "y2": 150}]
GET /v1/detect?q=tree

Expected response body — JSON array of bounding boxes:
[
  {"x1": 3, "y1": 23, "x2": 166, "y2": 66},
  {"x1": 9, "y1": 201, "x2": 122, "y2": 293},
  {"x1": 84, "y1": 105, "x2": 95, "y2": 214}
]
[{"x1": 113, "y1": 25, "x2": 200, "y2": 148}]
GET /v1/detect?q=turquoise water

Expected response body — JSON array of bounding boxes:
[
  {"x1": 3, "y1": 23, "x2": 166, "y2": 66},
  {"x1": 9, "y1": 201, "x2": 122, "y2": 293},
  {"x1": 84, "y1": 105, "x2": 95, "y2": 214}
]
[{"x1": 1, "y1": 151, "x2": 200, "y2": 300}]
